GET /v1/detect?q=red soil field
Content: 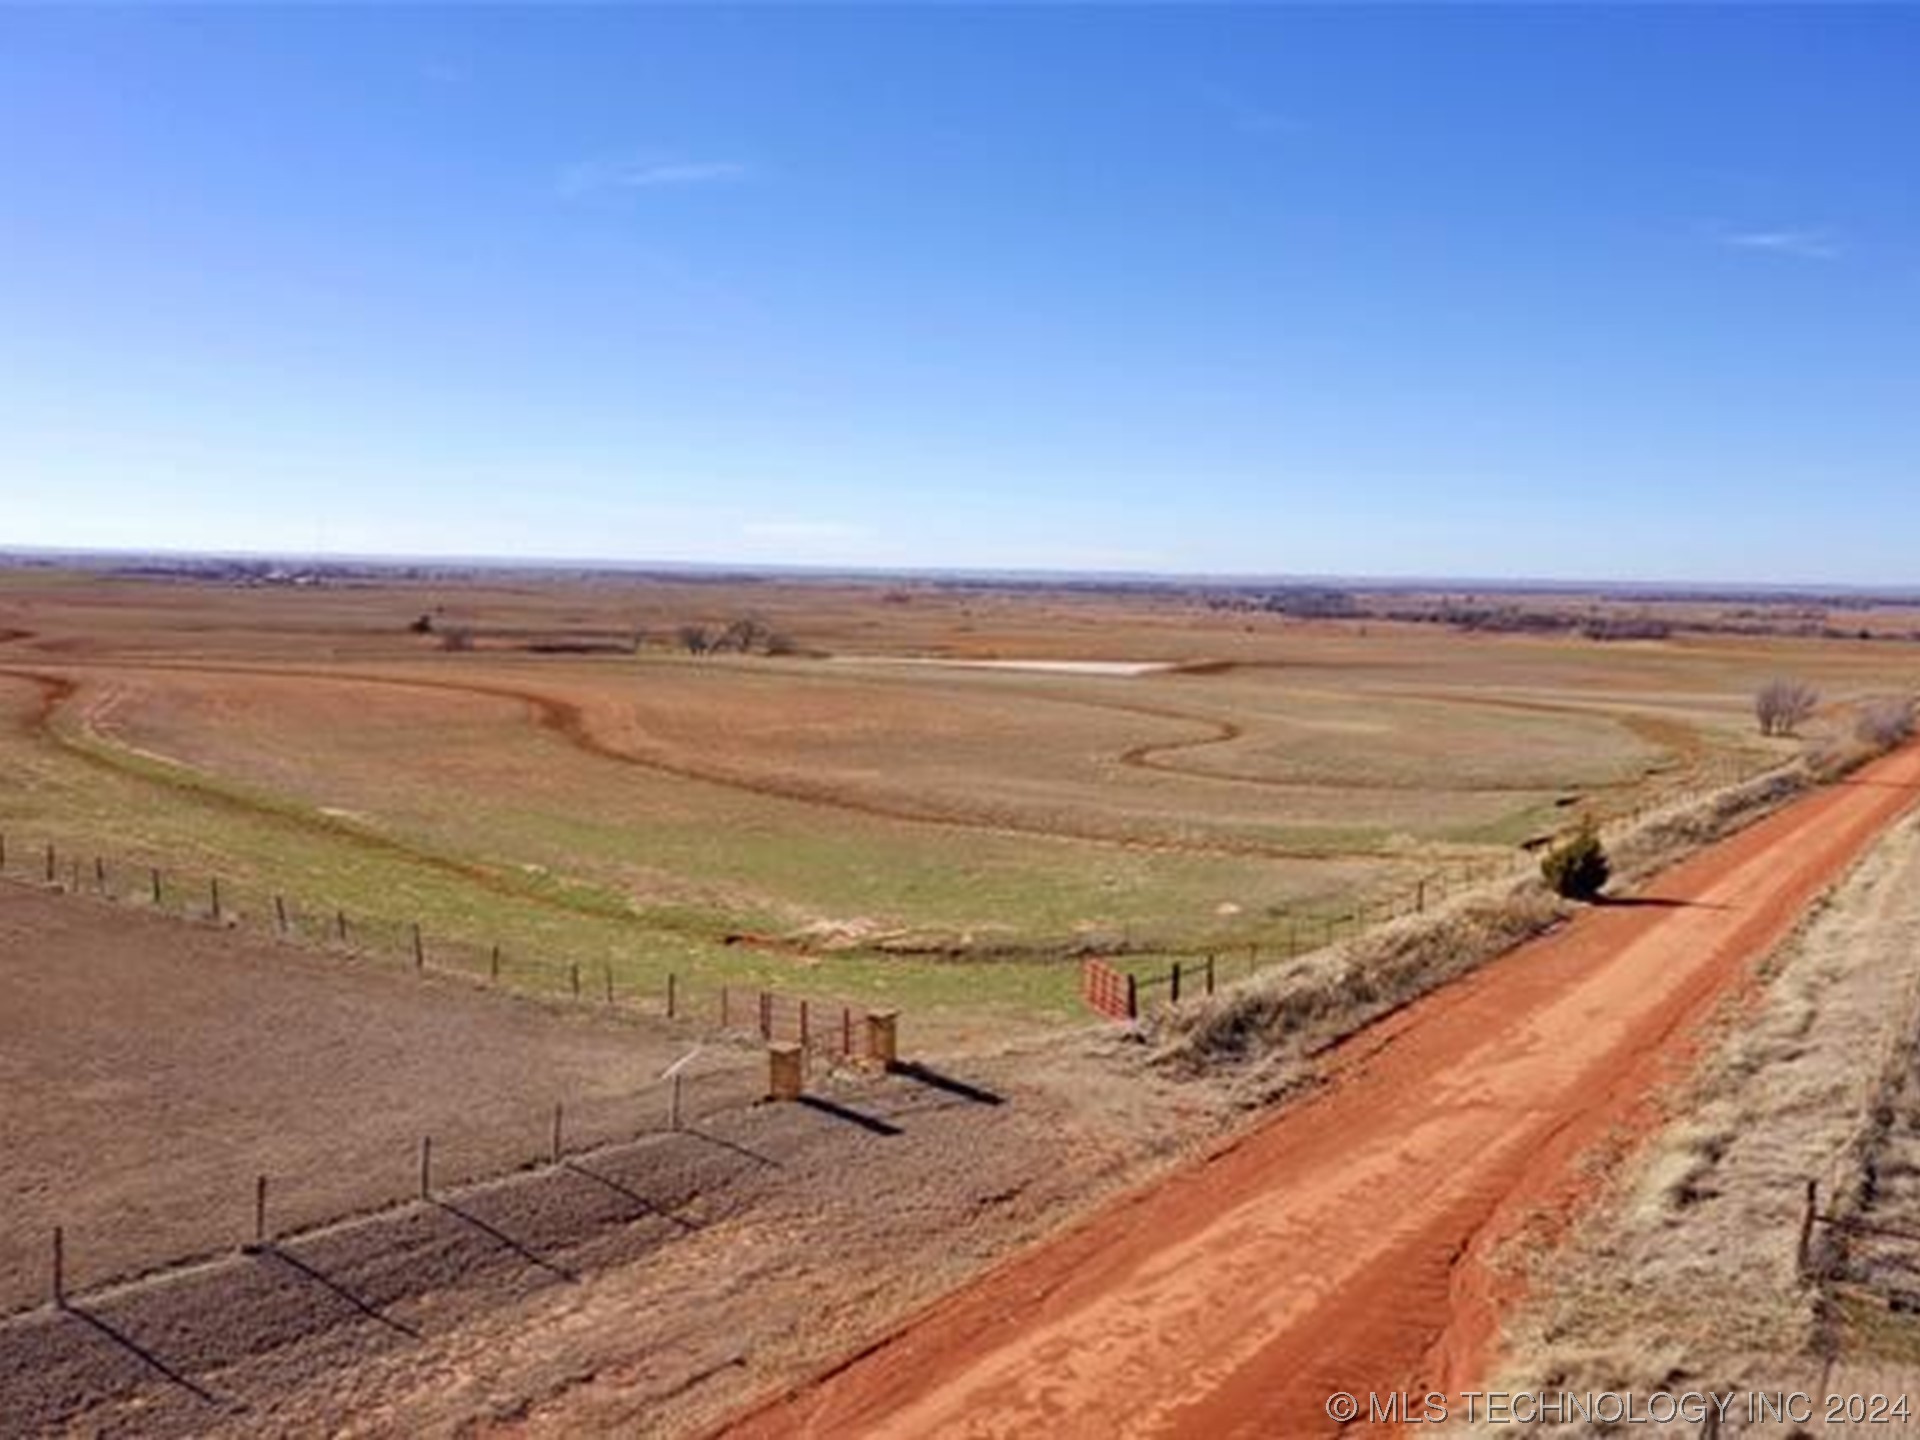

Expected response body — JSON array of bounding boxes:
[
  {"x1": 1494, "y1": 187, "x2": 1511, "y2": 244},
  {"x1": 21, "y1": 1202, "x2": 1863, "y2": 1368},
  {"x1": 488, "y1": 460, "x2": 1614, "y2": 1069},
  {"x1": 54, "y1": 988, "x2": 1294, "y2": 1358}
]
[
  {"x1": 0, "y1": 881, "x2": 728, "y2": 1317},
  {"x1": 718, "y1": 742, "x2": 1920, "y2": 1439}
]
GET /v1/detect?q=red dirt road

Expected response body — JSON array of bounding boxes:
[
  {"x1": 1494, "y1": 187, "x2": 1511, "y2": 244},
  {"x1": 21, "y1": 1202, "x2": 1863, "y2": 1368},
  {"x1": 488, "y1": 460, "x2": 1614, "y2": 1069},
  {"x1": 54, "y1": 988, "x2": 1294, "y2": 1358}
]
[{"x1": 722, "y1": 746, "x2": 1920, "y2": 1440}]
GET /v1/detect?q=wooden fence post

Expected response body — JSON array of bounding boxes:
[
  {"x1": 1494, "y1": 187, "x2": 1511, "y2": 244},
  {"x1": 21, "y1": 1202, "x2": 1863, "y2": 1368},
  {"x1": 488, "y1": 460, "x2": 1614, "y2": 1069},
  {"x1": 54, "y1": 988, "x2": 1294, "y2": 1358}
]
[
  {"x1": 551, "y1": 1103, "x2": 563, "y2": 1164},
  {"x1": 799, "y1": 998, "x2": 810, "y2": 1047},
  {"x1": 419, "y1": 1136, "x2": 433, "y2": 1200},
  {"x1": 1170, "y1": 961, "x2": 1183, "y2": 1004},
  {"x1": 94, "y1": 856, "x2": 105, "y2": 891},
  {"x1": 1417, "y1": 879, "x2": 1426, "y2": 913},
  {"x1": 151, "y1": 867, "x2": 162, "y2": 905},
  {"x1": 720, "y1": 985, "x2": 730, "y2": 1027},
  {"x1": 490, "y1": 944, "x2": 501, "y2": 983},
  {"x1": 45, "y1": 842, "x2": 55, "y2": 884},
  {"x1": 275, "y1": 895, "x2": 288, "y2": 934},
  {"x1": 666, "y1": 972, "x2": 677, "y2": 1018},
  {"x1": 254, "y1": 1175, "x2": 269, "y2": 1248},
  {"x1": 604, "y1": 963, "x2": 614, "y2": 1004},
  {"x1": 412, "y1": 923, "x2": 424, "y2": 970},
  {"x1": 209, "y1": 876, "x2": 221, "y2": 922},
  {"x1": 336, "y1": 909, "x2": 348, "y2": 945},
  {"x1": 1798, "y1": 1178, "x2": 1819, "y2": 1276},
  {"x1": 758, "y1": 990, "x2": 771, "y2": 1040},
  {"x1": 1205, "y1": 954, "x2": 1216, "y2": 994},
  {"x1": 570, "y1": 962, "x2": 581, "y2": 998},
  {"x1": 1126, "y1": 973, "x2": 1138, "y2": 1020},
  {"x1": 51, "y1": 1226, "x2": 65, "y2": 1308}
]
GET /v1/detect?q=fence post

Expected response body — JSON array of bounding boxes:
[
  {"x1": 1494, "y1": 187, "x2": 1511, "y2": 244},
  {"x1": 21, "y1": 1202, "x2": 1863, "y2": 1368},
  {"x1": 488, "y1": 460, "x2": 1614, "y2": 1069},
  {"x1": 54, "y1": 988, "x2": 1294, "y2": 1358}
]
[
  {"x1": 670, "y1": 1072, "x2": 683, "y2": 1131},
  {"x1": 412, "y1": 923, "x2": 424, "y2": 970},
  {"x1": 275, "y1": 895, "x2": 288, "y2": 934},
  {"x1": 551, "y1": 1103, "x2": 563, "y2": 1164},
  {"x1": 151, "y1": 867, "x2": 162, "y2": 905},
  {"x1": 1170, "y1": 961, "x2": 1183, "y2": 1004},
  {"x1": 0, "y1": 831, "x2": 6, "y2": 869},
  {"x1": 45, "y1": 842, "x2": 55, "y2": 884},
  {"x1": 1126, "y1": 974, "x2": 1139, "y2": 1021},
  {"x1": 570, "y1": 962, "x2": 581, "y2": 998},
  {"x1": 1417, "y1": 879, "x2": 1426, "y2": 913},
  {"x1": 51, "y1": 1226, "x2": 65, "y2": 1308},
  {"x1": 721, "y1": 985, "x2": 730, "y2": 1027},
  {"x1": 254, "y1": 1174, "x2": 269, "y2": 1248},
  {"x1": 336, "y1": 909, "x2": 348, "y2": 945},
  {"x1": 209, "y1": 876, "x2": 221, "y2": 922},
  {"x1": 666, "y1": 972, "x2": 677, "y2": 1018},
  {"x1": 799, "y1": 998, "x2": 810, "y2": 1047},
  {"x1": 490, "y1": 944, "x2": 501, "y2": 984},
  {"x1": 843, "y1": 1005, "x2": 854, "y2": 1057},
  {"x1": 1206, "y1": 954, "x2": 1216, "y2": 995},
  {"x1": 604, "y1": 964, "x2": 614, "y2": 1004},
  {"x1": 865, "y1": 1010, "x2": 900, "y2": 1068},
  {"x1": 419, "y1": 1136, "x2": 433, "y2": 1200},
  {"x1": 94, "y1": 856, "x2": 106, "y2": 891},
  {"x1": 758, "y1": 990, "x2": 771, "y2": 1040},
  {"x1": 1798, "y1": 1178, "x2": 1819, "y2": 1276},
  {"x1": 768, "y1": 1043, "x2": 804, "y2": 1101}
]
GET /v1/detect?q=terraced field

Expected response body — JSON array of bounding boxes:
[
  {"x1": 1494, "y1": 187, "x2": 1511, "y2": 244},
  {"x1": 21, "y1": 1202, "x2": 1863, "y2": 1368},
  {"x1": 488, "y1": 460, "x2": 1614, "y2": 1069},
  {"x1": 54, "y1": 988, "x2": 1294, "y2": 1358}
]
[{"x1": 1, "y1": 570, "x2": 1910, "y2": 1030}]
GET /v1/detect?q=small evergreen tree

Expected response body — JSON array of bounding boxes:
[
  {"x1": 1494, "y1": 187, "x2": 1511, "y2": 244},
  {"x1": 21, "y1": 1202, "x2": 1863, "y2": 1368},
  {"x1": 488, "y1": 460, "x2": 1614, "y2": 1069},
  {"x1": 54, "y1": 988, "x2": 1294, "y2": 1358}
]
[{"x1": 1541, "y1": 816, "x2": 1610, "y2": 900}]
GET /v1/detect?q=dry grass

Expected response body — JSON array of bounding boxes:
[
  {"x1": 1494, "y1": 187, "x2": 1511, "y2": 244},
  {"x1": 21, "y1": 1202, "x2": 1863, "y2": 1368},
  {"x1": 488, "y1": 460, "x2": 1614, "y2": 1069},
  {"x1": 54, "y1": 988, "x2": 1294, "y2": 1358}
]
[
  {"x1": 1152, "y1": 747, "x2": 1851, "y2": 1092},
  {"x1": 1476, "y1": 807, "x2": 1920, "y2": 1435},
  {"x1": 1155, "y1": 883, "x2": 1568, "y2": 1095}
]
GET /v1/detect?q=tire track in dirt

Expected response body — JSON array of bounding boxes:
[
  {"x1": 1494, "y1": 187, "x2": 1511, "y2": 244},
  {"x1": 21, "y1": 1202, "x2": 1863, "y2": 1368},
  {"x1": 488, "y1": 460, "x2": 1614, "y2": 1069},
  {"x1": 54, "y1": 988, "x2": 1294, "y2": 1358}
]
[
  {"x1": 710, "y1": 741, "x2": 1920, "y2": 1440},
  {"x1": 1110, "y1": 696, "x2": 1619, "y2": 796},
  {"x1": 0, "y1": 667, "x2": 659, "y2": 931},
  {"x1": 4, "y1": 660, "x2": 1416, "y2": 864}
]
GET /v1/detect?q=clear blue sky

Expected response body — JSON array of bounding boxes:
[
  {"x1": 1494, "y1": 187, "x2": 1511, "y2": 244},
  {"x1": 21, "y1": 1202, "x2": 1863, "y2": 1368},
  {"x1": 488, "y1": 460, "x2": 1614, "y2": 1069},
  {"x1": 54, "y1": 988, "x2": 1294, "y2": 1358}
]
[{"x1": 2, "y1": 7, "x2": 1916, "y2": 583}]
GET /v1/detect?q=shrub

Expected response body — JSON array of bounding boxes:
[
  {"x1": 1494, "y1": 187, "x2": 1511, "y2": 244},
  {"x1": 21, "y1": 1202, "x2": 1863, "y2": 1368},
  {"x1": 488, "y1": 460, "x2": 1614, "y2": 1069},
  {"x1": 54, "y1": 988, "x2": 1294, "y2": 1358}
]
[
  {"x1": 1541, "y1": 817, "x2": 1610, "y2": 901},
  {"x1": 1856, "y1": 696, "x2": 1917, "y2": 750}
]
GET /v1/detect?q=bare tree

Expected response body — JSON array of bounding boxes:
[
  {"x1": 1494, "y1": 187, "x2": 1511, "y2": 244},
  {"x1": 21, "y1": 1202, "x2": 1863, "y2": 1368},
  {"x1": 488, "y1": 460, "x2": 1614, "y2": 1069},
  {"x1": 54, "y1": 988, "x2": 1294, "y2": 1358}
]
[
  {"x1": 1755, "y1": 678, "x2": 1820, "y2": 737},
  {"x1": 716, "y1": 615, "x2": 773, "y2": 654},
  {"x1": 677, "y1": 623, "x2": 713, "y2": 656},
  {"x1": 1856, "y1": 696, "x2": 1917, "y2": 749}
]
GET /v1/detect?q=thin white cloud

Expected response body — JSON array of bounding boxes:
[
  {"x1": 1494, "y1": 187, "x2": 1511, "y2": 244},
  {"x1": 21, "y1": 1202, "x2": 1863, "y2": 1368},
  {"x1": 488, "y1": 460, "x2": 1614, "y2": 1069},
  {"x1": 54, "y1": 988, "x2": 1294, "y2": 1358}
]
[
  {"x1": 557, "y1": 156, "x2": 750, "y2": 199},
  {"x1": 1201, "y1": 84, "x2": 1306, "y2": 138},
  {"x1": 1720, "y1": 228, "x2": 1842, "y2": 260}
]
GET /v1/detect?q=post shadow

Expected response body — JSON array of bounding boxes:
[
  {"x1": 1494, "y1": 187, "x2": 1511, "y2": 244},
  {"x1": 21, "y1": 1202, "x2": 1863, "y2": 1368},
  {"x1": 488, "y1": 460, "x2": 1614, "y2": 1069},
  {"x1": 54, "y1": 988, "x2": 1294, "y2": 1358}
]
[
  {"x1": 563, "y1": 1160, "x2": 699, "y2": 1232},
  {"x1": 256, "y1": 1244, "x2": 419, "y2": 1337},
  {"x1": 432, "y1": 1198, "x2": 575, "y2": 1282},
  {"x1": 887, "y1": 1061, "x2": 1006, "y2": 1106},
  {"x1": 62, "y1": 1303, "x2": 220, "y2": 1407},
  {"x1": 796, "y1": 1095, "x2": 904, "y2": 1137}
]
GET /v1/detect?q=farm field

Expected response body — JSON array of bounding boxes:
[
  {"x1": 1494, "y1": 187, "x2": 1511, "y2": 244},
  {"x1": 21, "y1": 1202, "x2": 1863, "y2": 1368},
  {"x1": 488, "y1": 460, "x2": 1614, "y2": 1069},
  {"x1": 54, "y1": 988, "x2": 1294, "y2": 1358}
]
[
  {"x1": 4, "y1": 566, "x2": 1920, "y2": 1435},
  {"x1": 3, "y1": 567, "x2": 1918, "y2": 1034}
]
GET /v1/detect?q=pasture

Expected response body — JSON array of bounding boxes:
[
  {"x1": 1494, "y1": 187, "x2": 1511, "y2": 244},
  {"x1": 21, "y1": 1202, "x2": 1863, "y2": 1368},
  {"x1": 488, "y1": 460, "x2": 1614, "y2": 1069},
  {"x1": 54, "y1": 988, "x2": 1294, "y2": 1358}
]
[{"x1": 2, "y1": 568, "x2": 1916, "y2": 1033}]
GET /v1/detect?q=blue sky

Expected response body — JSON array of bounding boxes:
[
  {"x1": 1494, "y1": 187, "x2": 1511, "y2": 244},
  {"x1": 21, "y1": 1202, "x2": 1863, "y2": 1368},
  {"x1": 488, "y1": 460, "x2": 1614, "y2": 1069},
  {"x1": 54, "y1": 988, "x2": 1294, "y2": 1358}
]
[{"x1": 1, "y1": 7, "x2": 1916, "y2": 583}]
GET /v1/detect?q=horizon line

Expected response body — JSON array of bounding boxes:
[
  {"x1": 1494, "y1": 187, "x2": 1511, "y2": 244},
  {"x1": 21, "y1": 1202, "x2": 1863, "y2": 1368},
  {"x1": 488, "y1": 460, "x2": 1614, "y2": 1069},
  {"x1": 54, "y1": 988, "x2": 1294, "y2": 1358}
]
[{"x1": 3, "y1": 542, "x2": 1919, "y2": 599}]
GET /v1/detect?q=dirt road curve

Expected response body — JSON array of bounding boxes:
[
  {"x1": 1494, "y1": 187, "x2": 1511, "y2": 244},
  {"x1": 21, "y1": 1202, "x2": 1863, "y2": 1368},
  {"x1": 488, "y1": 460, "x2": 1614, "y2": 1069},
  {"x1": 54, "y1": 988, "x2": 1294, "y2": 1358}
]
[{"x1": 722, "y1": 745, "x2": 1920, "y2": 1440}]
